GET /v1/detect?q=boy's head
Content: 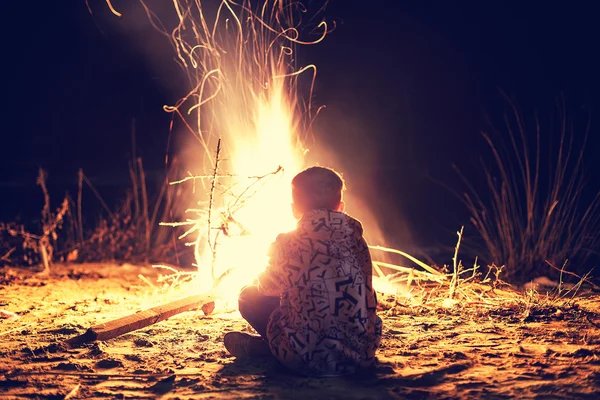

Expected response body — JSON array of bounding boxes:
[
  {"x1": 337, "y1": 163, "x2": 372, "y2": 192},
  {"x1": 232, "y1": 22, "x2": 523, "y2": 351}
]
[{"x1": 291, "y1": 166, "x2": 345, "y2": 218}]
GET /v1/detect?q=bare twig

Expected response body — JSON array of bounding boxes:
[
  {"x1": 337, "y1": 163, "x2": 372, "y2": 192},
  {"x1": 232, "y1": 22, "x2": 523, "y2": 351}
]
[
  {"x1": 224, "y1": 165, "x2": 284, "y2": 216},
  {"x1": 207, "y1": 137, "x2": 222, "y2": 282},
  {"x1": 545, "y1": 260, "x2": 599, "y2": 290},
  {"x1": 448, "y1": 227, "x2": 464, "y2": 299},
  {"x1": 1, "y1": 247, "x2": 16, "y2": 261},
  {"x1": 170, "y1": 173, "x2": 237, "y2": 185}
]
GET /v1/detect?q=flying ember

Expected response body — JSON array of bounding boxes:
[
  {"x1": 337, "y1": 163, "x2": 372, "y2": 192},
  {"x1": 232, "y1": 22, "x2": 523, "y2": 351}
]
[
  {"x1": 125, "y1": 0, "x2": 328, "y2": 303},
  {"x1": 103, "y1": 0, "x2": 407, "y2": 305}
]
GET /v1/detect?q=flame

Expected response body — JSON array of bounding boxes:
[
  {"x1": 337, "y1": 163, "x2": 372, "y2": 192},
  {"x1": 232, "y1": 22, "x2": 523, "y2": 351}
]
[
  {"x1": 104, "y1": 0, "x2": 415, "y2": 306},
  {"x1": 131, "y1": 0, "x2": 327, "y2": 305}
]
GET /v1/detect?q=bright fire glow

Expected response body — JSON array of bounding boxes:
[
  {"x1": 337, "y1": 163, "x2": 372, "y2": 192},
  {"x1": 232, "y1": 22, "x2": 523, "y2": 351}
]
[
  {"x1": 137, "y1": 0, "x2": 327, "y2": 304},
  {"x1": 104, "y1": 0, "x2": 414, "y2": 306}
]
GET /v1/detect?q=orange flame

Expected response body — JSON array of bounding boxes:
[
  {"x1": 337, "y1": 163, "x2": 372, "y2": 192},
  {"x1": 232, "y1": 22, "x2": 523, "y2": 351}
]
[
  {"x1": 106, "y1": 0, "x2": 414, "y2": 305},
  {"x1": 139, "y1": 0, "x2": 327, "y2": 304}
]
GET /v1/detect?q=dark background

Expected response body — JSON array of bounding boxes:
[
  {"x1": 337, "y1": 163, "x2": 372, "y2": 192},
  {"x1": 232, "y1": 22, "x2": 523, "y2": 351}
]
[{"x1": 2, "y1": 1, "x2": 599, "y2": 260}]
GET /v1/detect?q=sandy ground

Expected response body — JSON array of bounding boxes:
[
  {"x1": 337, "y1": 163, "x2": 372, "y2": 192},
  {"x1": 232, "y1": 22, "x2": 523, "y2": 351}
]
[{"x1": 1, "y1": 263, "x2": 599, "y2": 399}]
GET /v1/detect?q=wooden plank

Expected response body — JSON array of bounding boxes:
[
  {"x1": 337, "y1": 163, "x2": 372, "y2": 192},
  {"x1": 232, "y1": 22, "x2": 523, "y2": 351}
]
[{"x1": 66, "y1": 294, "x2": 215, "y2": 347}]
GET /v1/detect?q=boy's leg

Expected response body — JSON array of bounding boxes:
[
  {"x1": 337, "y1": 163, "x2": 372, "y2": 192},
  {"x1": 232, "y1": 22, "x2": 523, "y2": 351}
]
[
  {"x1": 238, "y1": 285, "x2": 280, "y2": 339},
  {"x1": 224, "y1": 286, "x2": 279, "y2": 358}
]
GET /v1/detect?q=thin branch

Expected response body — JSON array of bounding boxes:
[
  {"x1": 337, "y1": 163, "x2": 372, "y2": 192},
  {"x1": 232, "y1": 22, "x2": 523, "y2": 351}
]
[
  {"x1": 207, "y1": 138, "x2": 222, "y2": 282},
  {"x1": 449, "y1": 227, "x2": 464, "y2": 299}
]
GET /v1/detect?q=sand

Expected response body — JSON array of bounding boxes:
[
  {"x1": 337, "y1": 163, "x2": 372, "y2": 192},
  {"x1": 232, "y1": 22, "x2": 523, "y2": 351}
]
[{"x1": 1, "y1": 263, "x2": 599, "y2": 399}]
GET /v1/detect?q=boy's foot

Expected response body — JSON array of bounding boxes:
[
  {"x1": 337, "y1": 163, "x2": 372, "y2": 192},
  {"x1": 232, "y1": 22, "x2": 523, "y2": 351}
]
[{"x1": 224, "y1": 332, "x2": 271, "y2": 359}]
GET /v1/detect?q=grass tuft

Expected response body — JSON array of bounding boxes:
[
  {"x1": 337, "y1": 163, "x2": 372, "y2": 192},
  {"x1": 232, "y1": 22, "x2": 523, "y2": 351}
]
[{"x1": 456, "y1": 98, "x2": 600, "y2": 282}]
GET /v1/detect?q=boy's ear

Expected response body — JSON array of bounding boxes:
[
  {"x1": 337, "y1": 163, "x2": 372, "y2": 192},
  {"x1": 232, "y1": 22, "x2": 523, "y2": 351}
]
[{"x1": 336, "y1": 201, "x2": 345, "y2": 212}]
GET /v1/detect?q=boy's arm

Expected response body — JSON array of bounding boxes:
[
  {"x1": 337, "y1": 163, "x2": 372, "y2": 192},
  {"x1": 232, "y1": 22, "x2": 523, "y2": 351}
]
[{"x1": 256, "y1": 235, "x2": 286, "y2": 297}]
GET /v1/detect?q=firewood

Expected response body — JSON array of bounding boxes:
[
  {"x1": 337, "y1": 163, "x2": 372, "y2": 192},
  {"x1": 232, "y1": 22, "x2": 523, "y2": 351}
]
[{"x1": 65, "y1": 294, "x2": 214, "y2": 347}]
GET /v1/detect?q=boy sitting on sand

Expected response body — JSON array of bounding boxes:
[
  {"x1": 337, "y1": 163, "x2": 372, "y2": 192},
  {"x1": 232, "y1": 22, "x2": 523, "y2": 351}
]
[{"x1": 224, "y1": 166, "x2": 382, "y2": 376}]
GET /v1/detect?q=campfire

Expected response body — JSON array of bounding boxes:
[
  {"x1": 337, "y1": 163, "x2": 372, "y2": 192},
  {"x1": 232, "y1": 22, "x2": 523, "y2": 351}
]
[
  {"x1": 52, "y1": 0, "x2": 434, "y2": 343},
  {"x1": 1, "y1": 0, "x2": 599, "y2": 398},
  {"x1": 136, "y1": 0, "x2": 327, "y2": 306},
  {"x1": 99, "y1": 0, "x2": 417, "y2": 313},
  {"x1": 61, "y1": 0, "x2": 598, "y2": 339}
]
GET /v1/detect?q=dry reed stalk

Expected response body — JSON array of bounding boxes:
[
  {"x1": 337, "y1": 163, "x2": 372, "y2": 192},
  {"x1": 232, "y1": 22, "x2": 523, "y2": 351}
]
[
  {"x1": 370, "y1": 245, "x2": 444, "y2": 277},
  {"x1": 456, "y1": 98, "x2": 600, "y2": 282},
  {"x1": 81, "y1": 172, "x2": 114, "y2": 219},
  {"x1": 157, "y1": 158, "x2": 186, "y2": 265},
  {"x1": 130, "y1": 118, "x2": 141, "y2": 221},
  {"x1": 77, "y1": 169, "x2": 84, "y2": 246},
  {"x1": 75, "y1": 157, "x2": 186, "y2": 264},
  {"x1": 129, "y1": 162, "x2": 140, "y2": 221},
  {"x1": 372, "y1": 261, "x2": 446, "y2": 283},
  {"x1": 137, "y1": 157, "x2": 150, "y2": 258},
  {"x1": 32, "y1": 169, "x2": 70, "y2": 272}
]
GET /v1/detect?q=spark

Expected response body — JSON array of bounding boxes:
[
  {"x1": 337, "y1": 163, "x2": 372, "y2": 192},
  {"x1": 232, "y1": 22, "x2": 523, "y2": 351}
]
[{"x1": 108, "y1": 0, "x2": 329, "y2": 304}]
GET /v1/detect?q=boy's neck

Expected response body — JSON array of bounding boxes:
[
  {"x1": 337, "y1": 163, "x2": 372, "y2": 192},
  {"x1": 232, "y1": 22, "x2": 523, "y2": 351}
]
[{"x1": 299, "y1": 208, "x2": 343, "y2": 219}]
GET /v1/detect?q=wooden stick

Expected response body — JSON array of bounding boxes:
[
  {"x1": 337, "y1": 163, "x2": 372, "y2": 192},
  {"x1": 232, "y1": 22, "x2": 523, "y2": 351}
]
[{"x1": 65, "y1": 294, "x2": 214, "y2": 347}]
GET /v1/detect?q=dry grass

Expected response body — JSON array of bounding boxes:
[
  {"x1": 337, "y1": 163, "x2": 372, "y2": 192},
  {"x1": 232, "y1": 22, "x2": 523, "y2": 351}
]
[
  {"x1": 455, "y1": 99, "x2": 600, "y2": 283},
  {"x1": 73, "y1": 157, "x2": 189, "y2": 265},
  {"x1": 0, "y1": 156, "x2": 190, "y2": 270},
  {"x1": 0, "y1": 169, "x2": 69, "y2": 271},
  {"x1": 371, "y1": 224, "x2": 599, "y2": 321}
]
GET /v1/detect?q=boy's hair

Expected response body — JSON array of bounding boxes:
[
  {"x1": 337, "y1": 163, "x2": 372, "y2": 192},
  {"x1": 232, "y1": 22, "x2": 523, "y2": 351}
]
[{"x1": 292, "y1": 166, "x2": 345, "y2": 213}]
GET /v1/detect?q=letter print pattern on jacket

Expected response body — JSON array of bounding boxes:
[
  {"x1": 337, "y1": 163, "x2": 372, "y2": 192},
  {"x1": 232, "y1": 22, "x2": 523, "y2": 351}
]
[{"x1": 258, "y1": 209, "x2": 382, "y2": 376}]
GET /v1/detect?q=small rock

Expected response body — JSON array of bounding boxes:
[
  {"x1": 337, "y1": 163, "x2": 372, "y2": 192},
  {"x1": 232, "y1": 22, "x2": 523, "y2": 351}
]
[{"x1": 202, "y1": 302, "x2": 215, "y2": 316}]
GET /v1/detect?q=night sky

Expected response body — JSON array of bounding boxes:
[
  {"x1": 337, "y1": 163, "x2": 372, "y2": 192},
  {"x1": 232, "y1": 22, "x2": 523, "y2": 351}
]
[{"x1": 2, "y1": 1, "x2": 600, "y2": 256}]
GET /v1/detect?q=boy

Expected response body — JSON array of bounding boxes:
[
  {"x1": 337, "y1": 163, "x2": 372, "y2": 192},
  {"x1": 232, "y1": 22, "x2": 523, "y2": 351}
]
[{"x1": 224, "y1": 166, "x2": 382, "y2": 376}]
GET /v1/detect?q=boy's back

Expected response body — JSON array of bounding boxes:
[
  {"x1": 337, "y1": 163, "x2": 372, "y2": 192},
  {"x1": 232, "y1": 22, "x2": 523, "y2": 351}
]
[{"x1": 258, "y1": 208, "x2": 382, "y2": 376}]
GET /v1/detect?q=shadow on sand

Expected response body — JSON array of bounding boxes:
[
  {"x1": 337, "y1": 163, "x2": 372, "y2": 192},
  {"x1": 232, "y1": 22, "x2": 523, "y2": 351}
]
[{"x1": 214, "y1": 355, "x2": 472, "y2": 399}]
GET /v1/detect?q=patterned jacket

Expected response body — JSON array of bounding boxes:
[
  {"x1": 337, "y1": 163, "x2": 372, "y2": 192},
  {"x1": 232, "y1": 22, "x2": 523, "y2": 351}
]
[{"x1": 258, "y1": 209, "x2": 382, "y2": 376}]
